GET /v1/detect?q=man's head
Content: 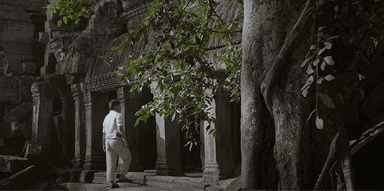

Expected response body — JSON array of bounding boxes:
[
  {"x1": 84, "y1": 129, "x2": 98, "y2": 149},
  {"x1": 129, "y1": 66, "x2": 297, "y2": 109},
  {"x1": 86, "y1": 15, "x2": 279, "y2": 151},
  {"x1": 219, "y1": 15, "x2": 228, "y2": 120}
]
[{"x1": 108, "y1": 99, "x2": 121, "y2": 112}]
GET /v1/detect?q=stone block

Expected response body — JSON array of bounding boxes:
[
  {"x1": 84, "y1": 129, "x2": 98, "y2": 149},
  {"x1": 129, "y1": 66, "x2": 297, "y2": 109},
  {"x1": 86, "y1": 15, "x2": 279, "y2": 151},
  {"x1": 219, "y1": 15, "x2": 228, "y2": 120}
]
[
  {"x1": 49, "y1": 38, "x2": 64, "y2": 50},
  {"x1": 0, "y1": 6, "x2": 30, "y2": 22},
  {"x1": 40, "y1": 65, "x2": 55, "y2": 76},
  {"x1": 38, "y1": 32, "x2": 49, "y2": 44},
  {"x1": 43, "y1": 74, "x2": 64, "y2": 85},
  {"x1": 0, "y1": 101, "x2": 33, "y2": 139},
  {"x1": 6, "y1": 53, "x2": 34, "y2": 75},
  {"x1": 23, "y1": 141, "x2": 42, "y2": 158},
  {"x1": 0, "y1": 155, "x2": 30, "y2": 173},
  {"x1": 70, "y1": 20, "x2": 88, "y2": 31},
  {"x1": 0, "y1": 51, "x2": 8, "y2": 75},
  {"x1": 0, "y1": 0, "x2": 45, "y2": 12},
  {"x1": 21, "y1": 62, "x2": 36, "y2": 75},
  {"x1": 45, "y1": 20, "x2": 71, "y2": 32},
  {"x1": 0, "y1": 165, "x2": 37, "y2": 190},
  {"x1": 2, "y1": 42, "x2": 33, "y2": 55},
  {"x1": 0, "y1": 21, "x2": 34, "y2": 44},
  {"x1": 55, "y1": 61, "x2": 65, "y2": 74}
]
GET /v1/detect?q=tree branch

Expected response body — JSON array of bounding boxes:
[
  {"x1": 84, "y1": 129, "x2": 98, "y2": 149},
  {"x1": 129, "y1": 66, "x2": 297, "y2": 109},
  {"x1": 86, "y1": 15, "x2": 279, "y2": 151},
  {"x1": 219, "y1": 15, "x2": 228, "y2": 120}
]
[
  {"x1": 260, "y1": 0, "x2": 322, "y2": 114},
  {"x1": 313, "y1": 131, "x2": 340, "y2": 191}
]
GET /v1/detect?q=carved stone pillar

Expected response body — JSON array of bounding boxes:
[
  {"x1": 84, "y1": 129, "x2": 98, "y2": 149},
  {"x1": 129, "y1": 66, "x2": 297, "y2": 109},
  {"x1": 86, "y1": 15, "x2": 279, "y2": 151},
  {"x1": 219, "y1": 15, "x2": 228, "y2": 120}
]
[
  {"x1": 150, "y1": 82, "x2": 183, "y2": 176},
  {"x1": 202, "y1": 78, "x2": 234, "y2": 183},
  {"x1": 83, "y1": 91, "x2": 108, "y2": 170},
  {"x1": 117, "y1": 86, "x2": 143, "y2": 172},
  {"x1": 71, "y1": 84, "x2": 85, "y2": 169},
  {"x1": 31, "y1": 82, "x2": 57, "y2": 150},
  {"x1": 58, "y1": 85, "x2": 75, "y2": 164}
]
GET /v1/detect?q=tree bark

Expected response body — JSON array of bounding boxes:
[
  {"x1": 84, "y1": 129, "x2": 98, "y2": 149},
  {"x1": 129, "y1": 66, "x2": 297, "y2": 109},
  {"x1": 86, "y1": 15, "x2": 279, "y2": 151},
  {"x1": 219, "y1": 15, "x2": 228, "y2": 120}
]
[{"x1": 241, "y1": 0, "x2": 345, "y2": 190}]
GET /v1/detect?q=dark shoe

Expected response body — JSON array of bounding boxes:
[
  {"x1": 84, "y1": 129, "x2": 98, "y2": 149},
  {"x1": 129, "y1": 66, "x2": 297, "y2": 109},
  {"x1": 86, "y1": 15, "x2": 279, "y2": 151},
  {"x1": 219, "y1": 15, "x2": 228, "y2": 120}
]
[
  {"x1": 111, "y1": 183, "x2": 119, "y2": 189},
  {"x1": 118, "y1": 177, "x2": 133, "y2": 183}
]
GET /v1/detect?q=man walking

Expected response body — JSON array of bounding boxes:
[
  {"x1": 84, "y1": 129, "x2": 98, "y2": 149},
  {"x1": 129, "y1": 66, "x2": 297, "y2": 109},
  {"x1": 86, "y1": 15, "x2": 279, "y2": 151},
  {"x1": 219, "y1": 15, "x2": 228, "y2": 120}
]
[{"x1": 102, "y1": 99, "x2": 132, "y2": 188}]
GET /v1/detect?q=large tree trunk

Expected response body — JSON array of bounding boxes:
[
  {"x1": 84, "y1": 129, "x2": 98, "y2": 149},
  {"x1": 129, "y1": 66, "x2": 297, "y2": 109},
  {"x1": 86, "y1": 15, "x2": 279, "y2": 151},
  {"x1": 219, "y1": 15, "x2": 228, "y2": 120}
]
[{"x1": 241, "y1": 0, "x2": 352, "y2": 190}]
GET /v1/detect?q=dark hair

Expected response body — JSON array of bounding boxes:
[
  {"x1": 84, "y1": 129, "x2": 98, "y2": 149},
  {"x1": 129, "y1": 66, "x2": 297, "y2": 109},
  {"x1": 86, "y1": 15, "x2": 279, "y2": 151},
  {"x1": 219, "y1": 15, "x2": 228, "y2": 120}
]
[{"x1": 108, "y1": 99, "x2": 120, "y2": 110}]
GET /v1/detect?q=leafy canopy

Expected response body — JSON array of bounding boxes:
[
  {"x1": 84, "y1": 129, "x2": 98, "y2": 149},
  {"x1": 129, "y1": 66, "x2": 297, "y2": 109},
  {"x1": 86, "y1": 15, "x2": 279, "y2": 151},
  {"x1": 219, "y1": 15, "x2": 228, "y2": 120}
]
[
  {"x1": 47, "y1": 0, "x2": 94, "y2": 26},
  {"x1": 112, "y1": 0, "x2": 243, "y2": 147},
  {"x1": 47, "y1": 0, "x2": 243, "y2": 148}
]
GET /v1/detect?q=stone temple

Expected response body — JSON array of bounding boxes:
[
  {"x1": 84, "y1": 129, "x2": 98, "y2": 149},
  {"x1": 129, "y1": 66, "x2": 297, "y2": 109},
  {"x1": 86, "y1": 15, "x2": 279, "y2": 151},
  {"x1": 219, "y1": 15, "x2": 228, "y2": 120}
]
[{"x1": 0, "y1": 0, "x2": 242, "y2": 184}]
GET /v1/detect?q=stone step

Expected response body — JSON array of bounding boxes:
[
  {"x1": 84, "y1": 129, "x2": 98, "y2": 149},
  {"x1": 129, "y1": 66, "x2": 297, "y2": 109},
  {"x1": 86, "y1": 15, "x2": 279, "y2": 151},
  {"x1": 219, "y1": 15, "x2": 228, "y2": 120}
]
[
  {"x1": 0, "y1": 165, "x2": 37, "y2": 190},
  {"x1": 0, "y1": 155, "x2": 30, "y2": 173}
]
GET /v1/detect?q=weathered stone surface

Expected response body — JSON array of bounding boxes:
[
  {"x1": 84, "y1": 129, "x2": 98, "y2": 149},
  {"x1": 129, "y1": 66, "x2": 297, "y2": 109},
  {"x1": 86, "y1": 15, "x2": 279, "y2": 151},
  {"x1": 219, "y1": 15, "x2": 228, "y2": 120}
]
[
  {"x1": 38, "y1": 32, "x2": 50, "y2": 44},
  {"x1": 83, "y1": 0, "x2": 126, "y2": 36},
  {"x1": 0, "y1": 0, "x2": 45, "y2": 13},
  {"x1": 0, "y1": 76, "x2": 40, "y2": 103},
  {"x1": 40, "y1": 65, "x2": 55, "y2": 76},
  {"x1": 0, "y1": 155, "x2": 30, "y2": 173},
  {"x1": 0, "y1": 5, "x2": 30, "y2": 22},
  {"x1": 1, "y1": 42, "x2": 33, "y2": 55},
  {"x1": 21, "y1": 62, "x2": 36, "y2": 75},
  {"x1": 0, "y1": 21, "x2": 34, "y2": 44},
  {"x1": 0, "y1": 48, "x2": 8, "y2": 75},
  {"x1": 0, "y1": 165, "x2": 37, "y2": 190},
  {"x1": 45, "y1": 20, "x2": 71, "y2": 32},
  {"x1": 61, "y1": 35, "x2": 94, "y2": 75},
  {"x1": 6, "y1": 54, "x2": 35, "y2": 75},
  {"x1": 0, "y1": 101, "x2": 33, "y2": 139},
  {"x1": 43, "y1": 74, "x2": 65, "y2": 85},
  {"x1": 23, "y1": 141, "x2": 42, "y2": 157}
]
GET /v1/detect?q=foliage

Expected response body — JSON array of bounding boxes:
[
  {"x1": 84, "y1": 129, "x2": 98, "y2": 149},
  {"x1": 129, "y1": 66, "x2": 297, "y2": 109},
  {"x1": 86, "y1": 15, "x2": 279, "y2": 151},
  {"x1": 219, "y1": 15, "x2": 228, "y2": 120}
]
[
  {"x1": 112, "y1": 0, "x2": 243, "y2": 147},
  {"x1": 301, "y1": 0, "x2": 384, "y2": 129},
  {"x1": 47, "y1": 0, "x2": 94, "y2": 26},
  {"x1": 47, "y1": 0, "x2": 243, "y2": 147}
]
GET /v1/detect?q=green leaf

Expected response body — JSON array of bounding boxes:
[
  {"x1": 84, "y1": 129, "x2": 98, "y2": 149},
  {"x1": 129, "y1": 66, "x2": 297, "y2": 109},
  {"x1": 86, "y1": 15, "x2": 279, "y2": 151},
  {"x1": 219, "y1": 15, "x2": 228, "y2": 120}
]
[
  {"x1": 324, "y1": 56, "x2": 334, "y2": 65},
  {"x1": 306, "y1": 65, "x2": 314, "y2": 75},
  {"x1": 111, "y1": 44, "x2": 121, "y2": 51},
  {"x1": 135, "y1": 116, "x2": 142, "y2": 127},
  {"x1": 57, "y1": 19, "x2": 62, "y2": 27},
  {"x1": 63, "y1": 16, "x2": 67, "y2": 24},
  {"x1": 284, "y1": 21, "x2": 295, "y2": 31},
  {"x1": 318, "y1": 93, "x2": 335, "y2": 109},
  {"x1": 320, "y1": 61, "x2": 326, "y2": 70},
  {"x1": 98, "y1": 55, "x2": 109, "y2": 59},
  {"x1": 287, "y1": 0, "x2": 290, "y2": 9},
  {"x1": 315, "y1": 116, "x2": 324, "y2": 130},
  {"x1": 324, "y1": 74, "x2": 335, "y2": 81},
  {"x1": 131, "y1": 22, "x2": 141, "y2": 31}
]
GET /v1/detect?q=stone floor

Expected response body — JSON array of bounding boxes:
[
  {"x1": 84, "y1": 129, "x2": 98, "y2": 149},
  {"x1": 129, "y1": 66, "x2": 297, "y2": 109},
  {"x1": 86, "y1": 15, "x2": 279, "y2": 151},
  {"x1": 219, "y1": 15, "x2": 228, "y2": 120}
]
[{"x1": 61, "y1": 170, "x2": 236, "y2": 191}]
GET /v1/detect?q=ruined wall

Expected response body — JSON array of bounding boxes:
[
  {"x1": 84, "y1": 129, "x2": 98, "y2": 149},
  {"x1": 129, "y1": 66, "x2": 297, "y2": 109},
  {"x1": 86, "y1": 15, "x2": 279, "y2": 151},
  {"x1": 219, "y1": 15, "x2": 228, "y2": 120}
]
[{"x1": 0, "y1": 0, "x2": 45, "y2": 143}]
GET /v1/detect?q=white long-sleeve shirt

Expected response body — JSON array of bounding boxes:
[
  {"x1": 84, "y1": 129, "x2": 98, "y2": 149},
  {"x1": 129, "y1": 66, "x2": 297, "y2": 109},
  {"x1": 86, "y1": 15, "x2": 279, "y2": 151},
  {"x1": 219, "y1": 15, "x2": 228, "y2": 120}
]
[{"x1": 102, "y1": 110, "x2": 124, "y2": 139}]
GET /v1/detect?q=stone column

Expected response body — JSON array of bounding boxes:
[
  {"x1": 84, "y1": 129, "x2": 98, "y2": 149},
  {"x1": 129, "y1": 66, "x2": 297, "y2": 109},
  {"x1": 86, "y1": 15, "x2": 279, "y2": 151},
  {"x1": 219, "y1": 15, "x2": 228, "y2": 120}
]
[
  {"x1": 202, "y1": 87, "x2": 234, "y2": 183},
  {"x1": 83, "y1": 91, "x2": 108, "y2": 170},
  {"x1": 117, "y1": 86, "x2": 143, "y2": 172},
  {"x1": 150, "y1": 82, "x2": 183, "y2": 176},
  {"x1": 31, "y1": 82, "x2": 57, "y2": 150},
  {"x1": 58, "y1": 85, "x2": 75, "y2": 163},
  {"x1": 71, "y1": 84, "x2": 85, "y2": 169}
]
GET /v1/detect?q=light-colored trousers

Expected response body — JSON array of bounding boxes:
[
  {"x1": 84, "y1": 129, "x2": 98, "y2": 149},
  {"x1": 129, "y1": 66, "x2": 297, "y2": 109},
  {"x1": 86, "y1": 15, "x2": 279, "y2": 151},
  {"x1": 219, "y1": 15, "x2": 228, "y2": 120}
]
[{"x1": 105, "y1": 139, "x2": 132, "y2": 182}]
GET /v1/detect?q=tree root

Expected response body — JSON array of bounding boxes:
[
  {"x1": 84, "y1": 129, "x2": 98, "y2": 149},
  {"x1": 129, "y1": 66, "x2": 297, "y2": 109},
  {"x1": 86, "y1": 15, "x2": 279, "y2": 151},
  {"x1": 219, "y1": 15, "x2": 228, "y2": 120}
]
[
  {"x1": 314, "y1": 127, "x2": 355, "y2": 191},
  {"x1": 261, "y1": 0, "x2": 319, "y2": 114},
  {"x1": 313, "y1": 132, "x2": 340, "y2": 190}
]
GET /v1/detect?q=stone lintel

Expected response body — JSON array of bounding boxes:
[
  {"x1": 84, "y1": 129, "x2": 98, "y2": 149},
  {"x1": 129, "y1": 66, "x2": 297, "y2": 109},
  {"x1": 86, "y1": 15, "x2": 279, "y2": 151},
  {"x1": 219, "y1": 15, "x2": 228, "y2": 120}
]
[{"x1": 31, "y1": 82, "x2": 58, "y2": 98}]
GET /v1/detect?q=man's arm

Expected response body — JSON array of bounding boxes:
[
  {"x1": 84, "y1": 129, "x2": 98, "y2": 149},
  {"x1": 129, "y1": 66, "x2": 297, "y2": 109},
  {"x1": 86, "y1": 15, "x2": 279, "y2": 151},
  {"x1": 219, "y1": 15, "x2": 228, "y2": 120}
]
[
  {"x1": 119, "y1": 126, "x2": 128, "y2": 148},
  {"x1": 116, "y1": 113, "x2": 128, "y2": 148},
  {"x1": 102, "y1": 132, "x2": 106, "y2": 152}
]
